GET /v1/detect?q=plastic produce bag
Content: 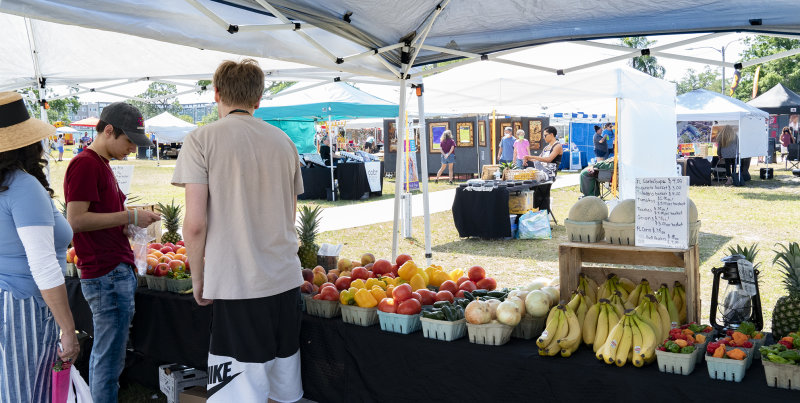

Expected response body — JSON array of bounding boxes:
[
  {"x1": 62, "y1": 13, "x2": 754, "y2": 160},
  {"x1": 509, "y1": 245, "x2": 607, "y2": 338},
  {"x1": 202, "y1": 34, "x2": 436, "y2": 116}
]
[
  {"x1": 517, "y1": 210, "x2": 552, "y2": 240},
  {"x1": 66, "y1": 367, "x2": 93, "y2": 403},
  {"x1": 129, "y1": 224, "x2": 151, "y2": 276}
]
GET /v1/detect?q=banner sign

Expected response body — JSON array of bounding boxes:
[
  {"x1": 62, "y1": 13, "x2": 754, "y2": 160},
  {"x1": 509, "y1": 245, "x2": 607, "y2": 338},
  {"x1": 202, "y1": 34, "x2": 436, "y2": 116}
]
[{"x1": 364, "y1": 161, "x2": 382, "y2": 192}]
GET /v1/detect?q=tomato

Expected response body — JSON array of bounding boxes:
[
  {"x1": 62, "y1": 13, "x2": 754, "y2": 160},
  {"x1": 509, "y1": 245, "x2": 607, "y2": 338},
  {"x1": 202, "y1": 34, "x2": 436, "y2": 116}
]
[
  {"x1": 455, "y1": 290, "x2": 465, "y2": 298},
  {"x1": 435, "y1": 290, "x2": 454, "y2": 303},
  {"x1": 397, "y1": 298, "x2": 422, "y2": 315},
  {"x1": 395, "y1": 254, "x2": 413, "y2": 266},
  {"x1": 456, "y1": 276, "x2": 470, "y2": 287},
  {"x1": 392, "y1": 283, "x2": 412, "y2": 302},
  {"x1": 320, "y1": 282, "x2": 336, "y2": 290},
  {"x1": 319, "y1": 286, "x2": 339, "y2": 301},
  {"x1": 411, "y1": 292, "x2": 422, "y2": 302},
  {"x1": 476, "y1": 277, "x2": 497, "y2": 291},
  {"x1": 439, "y1": 280, "x2": 458, "y2": 294},
  {"x1": 351, "y1": 267, "x2": 370, "y2": 281},
  {"x1": 458, "y1": 280, "x2": 477, "y2": 292},
  {"x1": 416, "y1": 289, "x2": 436, "y2": 306},
  {"x1": 372, "y1": 259, "x2": 393, "y2": 275},
  {"x1": 378, "y1": 298, "x2": 397, "y2": 313},
  {"x1": 468, "y1": 266, "x2": 486, "y2": 282}
]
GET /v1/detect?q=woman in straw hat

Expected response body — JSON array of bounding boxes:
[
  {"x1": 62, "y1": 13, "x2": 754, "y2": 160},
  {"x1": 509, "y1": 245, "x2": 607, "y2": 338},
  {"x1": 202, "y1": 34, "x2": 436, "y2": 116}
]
[{"x1": 0, "y1": 92, "x2": 79, "y2": 402}]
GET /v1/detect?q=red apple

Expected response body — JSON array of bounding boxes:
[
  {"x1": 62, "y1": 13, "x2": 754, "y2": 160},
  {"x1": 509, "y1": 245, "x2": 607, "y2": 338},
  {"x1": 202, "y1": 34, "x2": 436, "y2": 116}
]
[
  {"x1": 350, "y1": 267, "x2": 369, "y2": 281},
  {"x1": 300, "y1": 281, "x2": 314, "y2": 294},
  {"x1": 468, "y1": 266, "x2": 486, "y2": 282},
  {"x1": 176, "y1": 241, "x2": 184, "y2": 246},
  {"x1": 435, "y1": 290, "x2": 454, "y2": 303},
  {"x1": 149, "y1": 243, "x2": 163, "y2": 250},
  {"x1": 301, "y1": 269, "x2": 313, "y2": 283},
  {"x1": 439, "y1": 280, "x2": 458, "y2": 294},
  {"x1": 476, "y1": 277, "x2": 497, "y2": 291},
  {"x1": 154, "y1": 263, "x2": 170, "y2": 277},
  {"x1": 168, "y1": 259, "x2": 185, "y2": 271},
  {"x1": 395, "y1": 254, "x2": 412, "y2": 267},
  {"x1": 457, "y1": 276, "x2": 470, "y2": 287},
  {"x1": 319, "y1": 286, "x2": 339, "y2": 301},
  {"x1": 159, "y1": 246, "x2": 173, "y2": 254},
  {"x1": 416, "y1": 289, "x2": 436, "y2": 306},
  {"x1": 378, "y1": 298, "x2": 397, "y2": 313},
  {"x1": 327, "y1": 272, "x2": 339, "y2": 283},
  {"x1": 458, "y1": 280, "x2": 477, "y2": 293},
  {"x1": 372, "y1": 259, "x2": 392, "y2": 275},
  {"x1": 334, "y1": 276, "x2": 352, "y2": 291}
]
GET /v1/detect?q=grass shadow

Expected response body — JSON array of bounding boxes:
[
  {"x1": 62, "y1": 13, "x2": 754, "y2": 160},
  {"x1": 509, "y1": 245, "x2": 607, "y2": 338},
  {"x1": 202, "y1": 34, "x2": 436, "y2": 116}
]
[{"x1": 697, "y1": 231, "x2": 734, "y2": 267}]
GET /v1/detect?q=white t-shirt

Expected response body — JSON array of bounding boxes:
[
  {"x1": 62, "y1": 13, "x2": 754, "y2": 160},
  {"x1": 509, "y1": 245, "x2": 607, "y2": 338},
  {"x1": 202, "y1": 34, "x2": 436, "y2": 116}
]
[{"x1": 172, "y1": 114, "x2": 304, "y2": 300}]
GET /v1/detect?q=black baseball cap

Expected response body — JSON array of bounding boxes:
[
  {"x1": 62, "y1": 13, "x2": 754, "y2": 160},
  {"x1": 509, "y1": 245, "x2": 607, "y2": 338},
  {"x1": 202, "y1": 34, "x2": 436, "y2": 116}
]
[{"x1": 99, "y1": 102, "x2": 151, "y2": 147}]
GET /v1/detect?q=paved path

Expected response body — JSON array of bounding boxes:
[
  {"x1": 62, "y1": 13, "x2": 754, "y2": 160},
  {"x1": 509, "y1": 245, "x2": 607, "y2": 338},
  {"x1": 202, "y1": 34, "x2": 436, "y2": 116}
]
[{"x1": 317, "y1": 174, "x2": 579, "y2": 233}]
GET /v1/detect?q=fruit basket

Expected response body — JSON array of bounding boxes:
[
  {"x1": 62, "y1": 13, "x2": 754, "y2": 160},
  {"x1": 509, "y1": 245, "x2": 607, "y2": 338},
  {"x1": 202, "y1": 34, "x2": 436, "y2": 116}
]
[
  {"x1": 602, "y1": 221, "x2": 634, "y2": 245},
  {"x1": 377, "y1": 311, "x2": 421, "y2": 334},
  {"x1": 420, "y1": 318, "x2": 466, "y2": 341},
  {"x1": 511, "y1": 315, "x2": 545, "y2": 340},
  {"x1": 166, "y1": 277, "x2": 192, "y2": 294},
  {"x1": 564, "y1": 219, "x2": 604, "y2": 243},
  {"x1": 145, "y1": 275, "x2": 167, "y2": 292},
  {"x1": 655, "y1": 349, "x2": 697, "y2": 375},
  {"x1": 706, "y1": 349, "x2": 748, "y2": 382},
  {"x1": 341, "y1": 305, "x2": 378, "y2": 327},
  {"x1": 762, "y1": 360, "x2": 800, "y2": 390},
  {"x1": 305, "y1": 297, "x2": 341, "y2": 318},
  {"x1": 466, "y1": 322, "x2": 514, "y2": 346},
  {"x1": 733, "y1": 346, "x2": 755, "y2": 369}
]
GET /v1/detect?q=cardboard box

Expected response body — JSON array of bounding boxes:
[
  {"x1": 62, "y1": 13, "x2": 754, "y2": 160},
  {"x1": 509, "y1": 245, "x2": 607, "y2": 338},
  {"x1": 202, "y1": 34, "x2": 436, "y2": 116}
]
[{"x1": 179, "y1": 386, "x2": 207, "y2": 403}]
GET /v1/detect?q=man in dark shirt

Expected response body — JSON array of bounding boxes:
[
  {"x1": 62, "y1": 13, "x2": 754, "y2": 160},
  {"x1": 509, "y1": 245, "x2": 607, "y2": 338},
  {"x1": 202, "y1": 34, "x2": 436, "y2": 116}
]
[{"x1": 593, "y1": 125, "x2": 608, "y2": 161}]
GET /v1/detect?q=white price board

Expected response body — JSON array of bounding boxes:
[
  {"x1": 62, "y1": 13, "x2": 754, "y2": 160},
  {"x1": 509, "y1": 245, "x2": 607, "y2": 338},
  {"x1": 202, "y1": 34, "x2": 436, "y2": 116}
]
[
  {"x1": 635, "y1": 177, "x2": 689, "y2": 249},
  {"x1": 364, "y1": 161, "x2": 382, "y2": 192},
  {"x1": 737, "y1": 259, "x2": 757, "y2": 297},
  {"x1": 111, "y1": 165, "x2": 134, "y2": 195}
]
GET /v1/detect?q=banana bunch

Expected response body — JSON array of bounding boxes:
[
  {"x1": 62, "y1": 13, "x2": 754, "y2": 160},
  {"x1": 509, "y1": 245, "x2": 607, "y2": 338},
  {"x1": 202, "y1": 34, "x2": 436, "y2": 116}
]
[
  {"x1": 655, "y1": 283, "x2": 680, "y2": 328},
  {"x1": 566, "y1": 290, "x2": 590, "y2": 325},
  {"x1": 595, "y1": 309, "x2": 659, "y2": 367},
  {"x1": 582, "y1": 299, "x2": 621, "y2": 351},
  {"x1": 634, "y1": 294, "x2": 671, "y2": 341},
  {"x1": 672, "y1": 281, "x2": 687, "y2": 324},
  {"x1": 606, "y1": 290, "x2": 626, "y2": 318},
  {"x1": 536, "y1": 304, "x2": 582, "y2": 357},
  {"x1": 576, "y1": 273, "x2": 598, "y2": 305},
  {"x1": 625, "y1": 279, "x2": 653, "y2": 309},
  {"x1": 597, "y1": 273, "x2": 634, "y2": 301}
]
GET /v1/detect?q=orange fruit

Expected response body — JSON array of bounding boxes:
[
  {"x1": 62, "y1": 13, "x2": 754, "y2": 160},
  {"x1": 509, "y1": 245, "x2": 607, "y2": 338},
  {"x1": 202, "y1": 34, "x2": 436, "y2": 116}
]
[
  {"x1": 176, "y1": 247, "x2": 186, "y2": 255},
  {"x1": 151, "y1": 250, "x2": 163, "y2": 258},
  {"x1": 174, "y1": 254, "x2": 186, "y2": 262}
]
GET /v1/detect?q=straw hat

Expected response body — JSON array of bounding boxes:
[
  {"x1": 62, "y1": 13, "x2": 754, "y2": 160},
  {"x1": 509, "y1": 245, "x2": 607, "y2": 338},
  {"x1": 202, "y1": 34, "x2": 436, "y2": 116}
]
[{"x1": 0, "y1": 92, "x2": 54, "y2": 153}]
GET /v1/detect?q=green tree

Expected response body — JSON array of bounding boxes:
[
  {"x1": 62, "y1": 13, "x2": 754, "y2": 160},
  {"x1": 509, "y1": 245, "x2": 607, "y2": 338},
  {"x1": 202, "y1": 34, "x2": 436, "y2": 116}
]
[
  {"x1": 266, "y1": 81, "x2": 296, "y2": 95},
  {"x1": 730, "y1": 36, "x2": 800, "y2": 101},
  {"x1": 198, "y1": 105, "x2": 218, "y2": 126},
  {"x1": 127, "y1": 82, "x2": 183, "y2": 119},
  {"x1": 178, "y1": 114, "x2": 194, "y2": 124},
  {"x1": 620, "y1": 37, "x2": 666, "y2": 78},
  {"x1": 18, "y1": 88, "x2": 81, "y2": 123},
  {"x1": 674, "y1": 67, "x2": 723, "y2": 95}
]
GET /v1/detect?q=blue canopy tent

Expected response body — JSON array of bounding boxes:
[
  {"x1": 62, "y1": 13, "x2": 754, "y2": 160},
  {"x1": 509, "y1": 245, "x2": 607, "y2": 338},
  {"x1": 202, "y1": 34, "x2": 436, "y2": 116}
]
[{"x1": 255, "y1": 82, "x2": 399, "y2": 200}]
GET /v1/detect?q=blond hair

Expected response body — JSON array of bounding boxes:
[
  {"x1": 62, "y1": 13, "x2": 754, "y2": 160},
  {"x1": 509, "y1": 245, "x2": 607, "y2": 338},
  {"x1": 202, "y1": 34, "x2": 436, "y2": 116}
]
[
  {"x1": 213, "y1": 59, "x2": 264, "y2": 107},
  {"x1": 717, "y1": 125, "x2": 737, "y2": 149}
]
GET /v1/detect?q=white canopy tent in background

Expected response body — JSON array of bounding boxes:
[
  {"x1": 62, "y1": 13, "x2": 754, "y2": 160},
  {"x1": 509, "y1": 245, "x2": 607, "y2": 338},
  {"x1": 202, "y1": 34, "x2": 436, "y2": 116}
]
[
  {"x1": 55, "y1": 126, "x2": 78, "y2": 134},
  {"x1": 4, "y1": 0, "x2": 800, "y2": 262},
  {"x1": 145, "y1": 112, "x2": 197, "y2": 143},
  {"x1": 677, "y1": 89, "x2": 769, "y2": 159}
]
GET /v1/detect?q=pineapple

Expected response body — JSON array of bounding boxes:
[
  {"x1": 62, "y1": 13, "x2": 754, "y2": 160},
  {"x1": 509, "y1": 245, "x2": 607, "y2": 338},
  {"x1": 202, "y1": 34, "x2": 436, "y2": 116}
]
[
  {"x1": 727, "y1": 243, "x2": 761, "y2": 270},
  {"x1": 772, "y1": 242, "x2": 800, "y2": 338},
  {"x1": 157, "y1": 199, "x2": 183, "y2": 244},
  {"x1": 296, "y1": 205, "x2": 322, "y2": 269}
]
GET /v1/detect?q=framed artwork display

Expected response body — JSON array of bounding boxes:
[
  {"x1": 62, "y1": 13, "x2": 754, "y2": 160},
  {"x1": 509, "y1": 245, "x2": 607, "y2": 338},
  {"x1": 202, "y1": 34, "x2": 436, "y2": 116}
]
[
  {"x1": 529, "y1": 120, "x2": 542, "y2": 151},
  {"x1": 388, "y1": 121, "x2": 397, "y2": 152},
  {"x1": 428, "y1": 122, "x2": 449, "y2": 153},
  {"x1": 478, "y1": 120, "x2": 486, "y2": 146},
  {"x1": 456, "y1": 122, "x2": 474, "y2": 147},
  {"x1": 513, "y1": 121, "x2": 522, "y2": 135}
]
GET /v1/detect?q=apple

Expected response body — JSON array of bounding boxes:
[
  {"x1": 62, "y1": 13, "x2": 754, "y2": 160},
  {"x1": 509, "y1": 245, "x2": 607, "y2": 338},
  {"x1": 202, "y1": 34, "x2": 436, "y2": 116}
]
[
  {"x1": 360, "y1": 253, "x2": 376, "y2": 267},
  {"x1": 334, "y1": 276, "x2": 352, "y2": 291},
  {"x1": 184, "y1": 260, "x2": 190, "y2": 273},
  {"x1": 320, "y1": 282, "x2": 336, "y2": 290},
  {"x1": 468, "y1": 266, "x2": 486, "y2": 282},
  {"x1": 456, "y1": 276, "x2": 470, "y2": 287},
  {"x1": 301, "y1": 269, "x2": 313, "y2": 282},
  {"x1": 159, "y1": 246, "x2": 173, "y2": 254},
  {"x1": 158, "y1": 255, "x2": 171, "y2": 264},
  {"x1": 176, "y1": 241, "x2": 184, "y2": 246},
  {"x1": 313, "y1": 265, "x2": 326, "y2": 274},
  {"x1": 337, "y1": 258, "x2": 353, "y2": 272},
  {"x1": 154, "y1": 263, "x2": 170, "y2": 277},
  {"x1": 149, "y1": 243, "x2": 163, "y2": 250},
  {"x1": 416, "y1": 289, "x2": 436, "y2": 306},
  {"x1": 66, "y1": 248, "x2": 76, "y2": 264},
  {"x1": 350, "y1": 267, "x2": 370, "y2": 281},
  {"x1": 439, "y1": 280, "x2": 458, "y2": 295},
  {"x1": 395, "y1": 254, "x2": 412, "y2": 267},
  {"x1": 168, "y1": 259, "x2": 185, "y2": 271},
  {"x1": 312, "y1": 271, "x2": 327, "y2": 286},
  {"x1": 435, "y1": 290, "x2": 454, "y2": 303},
  {"x1": 328, "y1": 268, "x2": 340, "y2": 277},
  {"x1": 476, "y1": 277, "x2": 497, "y2": 291},
  {"x1": 372, "y1": 259, "x2": 392, "y2": 275},
  {"x1": 164, "y1": 242, "x2": 175, "y2": 249},
  {"x1": 378, "y1": 298, "x2": 397, "y2": 313},
  {"x1": 300, "y1": 281, "x2": 314, "y2": 294},
  {"x1": 458, "y1": 280, "x2": 477, "y2": 292}
]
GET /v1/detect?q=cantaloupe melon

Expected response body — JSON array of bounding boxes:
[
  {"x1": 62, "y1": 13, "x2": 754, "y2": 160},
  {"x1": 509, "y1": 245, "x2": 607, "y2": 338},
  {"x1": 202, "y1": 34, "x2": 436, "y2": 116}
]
[{"x1": 567, "y1": 196, "x2": 608, "y2": 222}]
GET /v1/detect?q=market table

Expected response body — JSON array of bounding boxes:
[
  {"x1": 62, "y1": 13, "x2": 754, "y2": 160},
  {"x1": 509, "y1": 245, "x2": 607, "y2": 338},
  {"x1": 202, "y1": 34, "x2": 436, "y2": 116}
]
[
  {"x1": 299, "y1": 166, "x2": 332, "y2": 200},
  {"x1": 452, "y1": 181, "x2": 553, "y2": 239},
  {"x1": 336, "y1": 161, "x2": 384, "y2": 200}
]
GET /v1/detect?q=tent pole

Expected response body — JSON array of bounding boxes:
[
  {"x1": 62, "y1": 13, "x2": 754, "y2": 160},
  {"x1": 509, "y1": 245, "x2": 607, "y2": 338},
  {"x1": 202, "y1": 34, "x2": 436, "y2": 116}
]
[
  {"x1": 328, "y1": 115, "x2": 335, "y2": 201},
  {"x1": 491, "y1": 110, "x2": 497, "y2": 164},
  {"x1": 156, "y1": 137, "x2": 160, "y2": 167},
  {"x1": 415, "y1": 82, "x2": 432, "y2": 266},
  {"x1": 392, "y1": 79, "x2": 408, "y2": 261}
]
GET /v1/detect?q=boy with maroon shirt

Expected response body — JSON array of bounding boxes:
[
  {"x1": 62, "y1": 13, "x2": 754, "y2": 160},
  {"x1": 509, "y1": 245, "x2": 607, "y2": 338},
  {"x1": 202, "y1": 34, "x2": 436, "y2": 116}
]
[{"x1": 64, "y1": 102, "x2": 159, "y2": 402}]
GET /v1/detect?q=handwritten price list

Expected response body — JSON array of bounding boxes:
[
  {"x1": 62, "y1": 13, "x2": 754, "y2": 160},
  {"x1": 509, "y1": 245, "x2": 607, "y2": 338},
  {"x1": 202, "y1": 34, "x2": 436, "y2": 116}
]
[{"x1": 635, "y1": 177, "x2": 689, "y2": 249}]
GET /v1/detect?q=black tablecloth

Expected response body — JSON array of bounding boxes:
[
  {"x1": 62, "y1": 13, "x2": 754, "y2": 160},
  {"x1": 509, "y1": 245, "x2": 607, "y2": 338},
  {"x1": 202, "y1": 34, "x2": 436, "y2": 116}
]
[
  {"x1": 452, "y1": 183, "x2": 551, "y2": 239},
  {"x1": 336, "y1": 162, "x2": 384, "y2": 200},
  {"x1": 298, "y1": 166, "x2": 332, "y2": 200},
  {"x1": 686, "y1": 157, "x2": 712, "y2": 186}
]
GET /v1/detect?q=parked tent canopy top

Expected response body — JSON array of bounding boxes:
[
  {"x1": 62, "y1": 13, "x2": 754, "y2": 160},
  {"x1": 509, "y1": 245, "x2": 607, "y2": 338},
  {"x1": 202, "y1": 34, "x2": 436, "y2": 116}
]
[
  {"x1": 145, "y1": 112, "x2": 197, "y2": 143},
  {"x1": 747, "y1": 83, "x2": 800, "y2": 115}
]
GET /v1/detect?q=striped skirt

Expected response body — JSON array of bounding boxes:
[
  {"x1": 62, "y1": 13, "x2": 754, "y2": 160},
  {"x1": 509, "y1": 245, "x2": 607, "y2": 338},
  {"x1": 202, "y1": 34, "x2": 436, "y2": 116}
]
[{"x1": 0, "y1": 290, "x2": 60, "y2": 403}]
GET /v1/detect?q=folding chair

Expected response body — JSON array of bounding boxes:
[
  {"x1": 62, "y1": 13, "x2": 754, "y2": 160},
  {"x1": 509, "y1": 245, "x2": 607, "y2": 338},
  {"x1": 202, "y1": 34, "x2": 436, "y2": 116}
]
[
  {"x1": 786, "y1": 144, "x2": 800, "y2": 170},
  {"x1": 597, "y1": 169, "x2": 613, "y2": 200},
  {"x1": 711, "y1": 158, "x2": 727, "y2": 184}
]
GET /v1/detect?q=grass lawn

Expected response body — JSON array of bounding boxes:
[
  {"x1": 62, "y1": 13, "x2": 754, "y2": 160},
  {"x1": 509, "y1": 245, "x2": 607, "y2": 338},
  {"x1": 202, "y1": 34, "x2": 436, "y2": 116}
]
[{"x1": 47, "y1": 146, "x2": 800, "y2": 401}]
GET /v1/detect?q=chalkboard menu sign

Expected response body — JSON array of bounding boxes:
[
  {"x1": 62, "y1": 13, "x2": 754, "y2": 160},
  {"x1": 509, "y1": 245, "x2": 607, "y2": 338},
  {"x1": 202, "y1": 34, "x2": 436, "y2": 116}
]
[{"x1": 635, "y1": 177, "x2": 689, "y2": 249}]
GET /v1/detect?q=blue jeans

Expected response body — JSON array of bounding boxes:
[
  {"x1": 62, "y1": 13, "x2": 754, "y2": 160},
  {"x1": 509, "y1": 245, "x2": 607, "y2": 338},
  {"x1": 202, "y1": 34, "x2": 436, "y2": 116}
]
[{"x1": 81, "y1": 263, "x2": 137, "y2": 403}]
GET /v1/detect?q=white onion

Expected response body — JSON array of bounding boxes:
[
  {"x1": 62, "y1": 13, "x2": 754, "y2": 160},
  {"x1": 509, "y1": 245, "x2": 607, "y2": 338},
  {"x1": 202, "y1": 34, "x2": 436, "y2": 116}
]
[
  {"x1": 505, "y1": 291, "x2": 526, "y2": 316},
  {"x1": 541, "y1": 286, "x2": 560, "y2": 305},
  {"x1": 525, "y1": 290, "x2": 551, "y2": 317},
  {"x1": 486, "y1": 299, "x2": 501, "y2": 319},
  {"x1": 465, "y1": 300, "x2": 492, "y2": 324},
  {"x1": 496, "y1": 300, "x2": 522, "y2": 326}
]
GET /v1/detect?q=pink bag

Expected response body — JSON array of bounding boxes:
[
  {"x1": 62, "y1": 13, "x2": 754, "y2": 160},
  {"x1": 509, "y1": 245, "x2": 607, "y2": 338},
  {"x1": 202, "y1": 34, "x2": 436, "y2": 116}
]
[{"x1": 52, "y1": 360, "x2": 71, "y2": 403}]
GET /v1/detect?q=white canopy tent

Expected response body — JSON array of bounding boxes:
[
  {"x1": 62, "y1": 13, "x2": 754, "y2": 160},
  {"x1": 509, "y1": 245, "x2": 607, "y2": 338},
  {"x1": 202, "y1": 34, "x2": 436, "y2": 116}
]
[
  {"x1": 145, "y1": 112, "x2": 197, "y2": 143},
  {"x1": 5, "y1": 0, "x2": 800, "y2": 262},
  {"x1": 677, "y1": 89, "x2": 769, "y2": 159}
]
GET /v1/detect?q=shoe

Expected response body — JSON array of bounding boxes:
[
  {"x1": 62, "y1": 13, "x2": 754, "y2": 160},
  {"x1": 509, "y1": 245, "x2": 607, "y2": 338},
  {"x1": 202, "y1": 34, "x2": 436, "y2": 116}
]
[
  {"x1": 448, "y1": 180, "x2": 454, "y2": 185},
  {"x1": 434, "y1": 179, "x2": 439, "y2": 184}
]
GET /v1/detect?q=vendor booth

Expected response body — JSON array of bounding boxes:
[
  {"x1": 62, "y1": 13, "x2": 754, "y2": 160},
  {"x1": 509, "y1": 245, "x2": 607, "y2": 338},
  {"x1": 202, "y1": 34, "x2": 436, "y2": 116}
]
[{"x1": 144, "y1": 112, "x2": 196, "y2": 160}]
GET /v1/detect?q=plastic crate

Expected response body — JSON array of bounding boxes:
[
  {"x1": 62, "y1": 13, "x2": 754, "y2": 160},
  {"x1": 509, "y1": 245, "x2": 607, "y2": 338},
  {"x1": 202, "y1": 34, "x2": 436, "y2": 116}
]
[
  {"x1": 762, "y1": 360, "x2": 800, "y2": 390},
  {"x1": 158, "y1": 364, "x2": 207, "y2": 403},
  {"x1": 377, "y1": 311, "x2": 421, "y2": 334},
  {"x1": 706, "y1": 350, "x2": 748, "y2": 382},
  {"x1": 750, "y1": 337, "x2": 766, "y2": 359},
  {"x1": 511, "y1": 315, "x2": 546, "y2": 340},
  {"x1": 305, "y1": 297, "x2": 341, "y2": 318},
  {"x1": 420, "y1": 318, "x2": 466, "y2": 341},
  {"x1": 166, "y1": 277, "x2": 192, "y2": 293},
  {"x1": 466, "y1": 322, "x2": 514, "y2": 346},
  {"x1": 341, "y1": 305, "x2": 378, "y2": 326},
  {"x1": 655, "y1": 350, "x2": 697, "y2": 375},
  {"x1": 145, "y1": 275, "x2": 167, "y2": 291}
]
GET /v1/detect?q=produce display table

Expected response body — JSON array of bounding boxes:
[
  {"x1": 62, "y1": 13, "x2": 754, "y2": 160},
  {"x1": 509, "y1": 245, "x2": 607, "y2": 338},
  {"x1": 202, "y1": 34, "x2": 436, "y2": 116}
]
[
  {"x1": 558, "y1": 242, "x2": 701, "y2": 322},
  {"x1": 298, "y1": 166, "x2": 332, "y2": 200},
  {"x1": 336, "y1": 161, "x2": 384, "y2": 200},
  {"x1": 452, "y1": 182, "x2": 552, "y2": 239}
]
